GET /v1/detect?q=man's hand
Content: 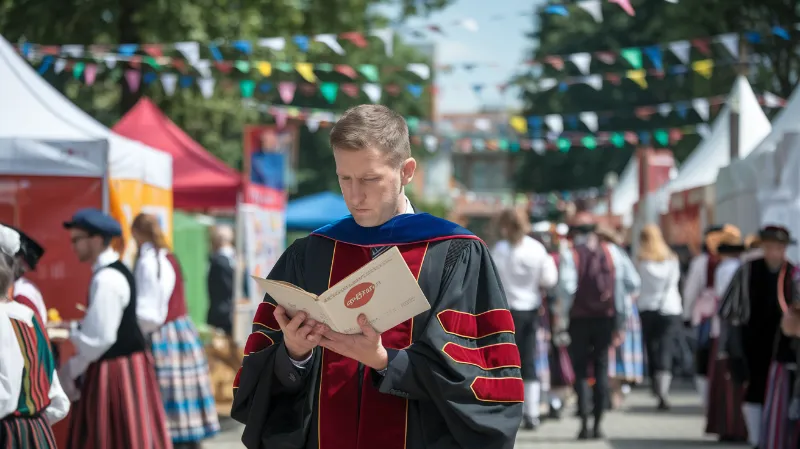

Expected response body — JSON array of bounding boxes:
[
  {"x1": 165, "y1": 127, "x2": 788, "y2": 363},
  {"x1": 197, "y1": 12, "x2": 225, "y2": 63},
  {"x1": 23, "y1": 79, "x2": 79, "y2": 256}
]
[
  {"x1": 319, "y1": 314, "x2": 388, "y2": 371},
  {"x1": 611, "y1": 330, "x2": 625, "y2": 348},
  {"x1": 274, "y1": 305, "x2": 325, "y2": 360}
]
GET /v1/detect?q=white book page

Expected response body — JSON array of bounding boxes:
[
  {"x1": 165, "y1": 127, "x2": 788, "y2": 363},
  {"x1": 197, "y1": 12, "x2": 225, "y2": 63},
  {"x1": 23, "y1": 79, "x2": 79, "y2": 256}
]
[
  {"x1": 318, "y1": 247, "x2": 431, "y2": 334},
  {"x1": 251, "y1": 277, "x2": 331, "y2": 327}
]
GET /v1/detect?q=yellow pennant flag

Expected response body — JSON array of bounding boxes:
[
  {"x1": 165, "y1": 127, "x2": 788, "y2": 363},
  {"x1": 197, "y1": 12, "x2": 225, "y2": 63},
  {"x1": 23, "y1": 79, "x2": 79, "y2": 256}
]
[
  {"x1": 257, "y1": 61, "x2": 272, "y2": 77},
  {"x1": 692, "y1": 59, "x2": 714, "y2": 79},
  {"x1": 295, "y1": 63, "x2": 317, "y2": 83},
  {"x1": 626, "y1": 70, "x2": 647, "y2": 89},
  {"x1": 509, "y1": 116, "x2": 527, "y2": 134}
]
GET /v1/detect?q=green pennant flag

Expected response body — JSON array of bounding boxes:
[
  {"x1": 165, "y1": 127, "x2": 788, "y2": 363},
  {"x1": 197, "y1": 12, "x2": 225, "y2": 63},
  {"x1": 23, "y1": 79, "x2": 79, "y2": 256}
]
[
  {"x1": 144, "y1": 56, "x2": 160, "y2": 69},
  {"x1": 73, "y1": 62, "x2": 85, "y2": 79},
  {"x1": 406, "y1": 117, "x2": 420, "y2": 133},
  {"x1": 320, "y1": 82, "x2": 338, "y2": 104},
  {"x1": 510, "y1": 141, "x2": 520, "y2": 152},
  {"x1": 498, "y1": 139, "x2": 509, "y2": 151},
  {"x1": 620, "y1": 48, "x2": 643, "y2": 69},
  {"x1": 276, "y1": 62, "x2": 293, "y2": 72},
  {"x1": 581, "y1": 136, "x2": 597, "y2": 150},
  {"x1": 234, "y1": 60, "x2": 251, "y2": 73},
  {"x1": 557, "y1": 137, "x2": 570, "y2": 152},
  {"x1": 654, "y1": 129, "x2": 669, "y2": 146},
  {"x1": 239, "y1": 80, "x2": 256, "y2": 98},
  {"x1": 316, "y1": 63, "x2": 333, "y2": 72},
  {"x1": 610, "y1": 132, "x2": 625, "y2": 148},
  {"x1": 358, "y1": 64, "x2": 379, "y2": 82}
]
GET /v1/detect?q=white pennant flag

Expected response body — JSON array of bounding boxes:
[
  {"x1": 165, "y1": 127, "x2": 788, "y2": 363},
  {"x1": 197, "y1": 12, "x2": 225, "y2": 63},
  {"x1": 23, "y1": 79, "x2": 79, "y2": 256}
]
[
  {"x1": 315, "y1": 34, "x2": 345, "y2": 55},
  {"x1": 160, "y1": 73, "x2": 178, "y2": 96},
  {"x1": 370, "y1": 29, "x2": 394, "y2": 56},
  {"x1": 763, "y1": 92, "x2": 783, "y2": 108},
  {"x1": 424, "y1": 135, "x2": 439, "y2": 152},
  {"x1": 579, "y1": 112, "x2": 599, "y2": 131},
  {"x1": 306, "y1": 118, "x2": 320, "y2": 132},
  {"x1": 362, "y1": 83, "x2": 382, "y2": 103},
  {"x1": 538, "y1": 78, "x2": 558, "y2": 91},
  {"x1": 103, "y1": 55, "x2": 118, "y2": 69},
  {"x1": 198, "y1": 77, "x2": 216, "y2": 99},
  {"x1": 584, "y1": 74, "x2": 603, "y2": 90},
  {"x1": 576, "y1": 0, "x2": 603, "y2": 22},
  {"x1": 696, "y1": 123, "x2": 712, "y2": 140},
  {"x1": 658, "y1": 103, "x2": 673, "y2": 117},
  {"x1": 407, "y1": 63, "x2": 430, "y2": 80},
  {"x1": 54, "y1": 58, "x2": 67, "y2": 74},
  {"x1": 718, "y1": 33, "x2": 739, "y2": 58},
  {"x1": 664, "y1": 0, "x2": 679, "y2": 3},
  {"x1": 532, "y1": 139, "x2": 546, "y2": 155},
  {"x1": 61, "y1": 45, "x2": 84, "y2": 58},
  {"x1": 669, "y1": 41, "x2": 691, "y2": 64},
  {"x1": 544, "y1": 115, "x2": 563, "y2": 134},
  {"x1": 692, "y1": 98, "x2": 710, "y2": 121},
  {"x1": 193, "y1": 60, "x2": 212, "y2": 79},
  {"x1": 569, "y1": 53, "x2": 592, "y2": 75},
  {"x1": 174, "y1": 42, "x2": 200, "y2": 65},
  {"x1": 258, "y1": 37, "x2": 286, "y2": 52}
]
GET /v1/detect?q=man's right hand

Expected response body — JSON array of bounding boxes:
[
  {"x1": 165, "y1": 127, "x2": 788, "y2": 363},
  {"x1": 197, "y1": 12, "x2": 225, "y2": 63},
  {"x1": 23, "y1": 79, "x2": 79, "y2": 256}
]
[{"x1": 274, "y1": 305, "x2": 325, "y2": 360}]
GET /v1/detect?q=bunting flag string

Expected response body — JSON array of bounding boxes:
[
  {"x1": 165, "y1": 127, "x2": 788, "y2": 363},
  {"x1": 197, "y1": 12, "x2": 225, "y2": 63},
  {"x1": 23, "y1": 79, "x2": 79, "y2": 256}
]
[{"x1": 541, "y1": 0, "x2": 677, "y2": 21}]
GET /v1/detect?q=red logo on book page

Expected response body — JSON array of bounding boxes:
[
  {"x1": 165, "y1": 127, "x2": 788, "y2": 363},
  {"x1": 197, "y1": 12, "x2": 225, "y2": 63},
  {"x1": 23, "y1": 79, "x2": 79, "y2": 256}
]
[{"x1": 345, "y1": 282, "x2": 376, "y2": 309}]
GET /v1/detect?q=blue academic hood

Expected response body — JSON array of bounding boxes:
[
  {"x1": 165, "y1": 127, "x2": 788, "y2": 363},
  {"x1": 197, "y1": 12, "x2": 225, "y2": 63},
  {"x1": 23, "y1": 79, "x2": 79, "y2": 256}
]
[{"x1": 286, "y1": 191, "x2": 350, "y2": 231}]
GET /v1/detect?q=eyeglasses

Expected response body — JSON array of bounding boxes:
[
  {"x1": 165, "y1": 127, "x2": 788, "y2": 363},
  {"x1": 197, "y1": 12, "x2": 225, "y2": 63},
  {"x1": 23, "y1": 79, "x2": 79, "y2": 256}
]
[{"x1": 70, "y1": 235, "x2": 90, "y2": 245}]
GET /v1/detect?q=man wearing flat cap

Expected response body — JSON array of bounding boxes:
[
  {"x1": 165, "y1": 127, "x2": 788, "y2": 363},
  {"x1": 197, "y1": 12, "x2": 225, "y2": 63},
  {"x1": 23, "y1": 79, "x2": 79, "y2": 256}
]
[
  {"x1": 58, "y1": 208, "x2": 171, "y2": 449},
  {"x1": 718, "y1": 225, "x2": 799, "y2": 449}
]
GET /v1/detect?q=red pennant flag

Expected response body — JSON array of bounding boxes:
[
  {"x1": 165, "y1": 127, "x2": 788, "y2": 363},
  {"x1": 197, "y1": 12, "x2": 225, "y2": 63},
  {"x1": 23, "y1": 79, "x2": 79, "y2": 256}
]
[
  {"x1": 128, "y1": 56, "x2": 142, "y2": 69},
  {"x1": 624, "y1": 131, "x2": 638, "y2": 144},
  {"x1": 427, "y1": 25, "x2": 444, "y2": 34},
  {"x1": 299, "y1": 84, "x2": 316, "y2": 96},
  {"x1": 605, "y1": 73, "x2": 622, "y2": 85},
  {"x1": 142, "y1": 44, "x2": 163, "y2": 57},
  {"x1": 215, "y1": 61, "x2": 233, "y2": 73},
  {"x1": 334, "y1": 65, "x2": 358, "y2": 79},
  {"x1": 385, "y1": 84, "x2": 402, "y2": 96},
  {"x1": 171, "y1": 59, "x2": 186, "y2": 71},
  {"x1": 340, "y1": 83, "x2": 360, "y2": 97},
  {"x1": 41, "y1": 46, "x2": 60, "y2": 55},
  {"x1": 669, "y1": 128, "x2": 683, "y2": 143},
  {"x1": 692, "y1": 39, "x2": 711, "y2": 55},
  {"x1": 340, "y1": 32, "x2": 368, "y2": 48},
  {"x1": 544, "y1": 56, "x2": 564, "y2": 70},
  {"x1": 594, "y1": 51, "x2": 617, "y2": 65}
]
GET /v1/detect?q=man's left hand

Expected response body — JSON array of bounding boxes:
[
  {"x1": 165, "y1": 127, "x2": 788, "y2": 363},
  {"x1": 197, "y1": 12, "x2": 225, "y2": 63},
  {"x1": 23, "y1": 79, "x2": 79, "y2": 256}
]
[{"x1": 319, "y1": 314, "x2": 388, "y2": 371}]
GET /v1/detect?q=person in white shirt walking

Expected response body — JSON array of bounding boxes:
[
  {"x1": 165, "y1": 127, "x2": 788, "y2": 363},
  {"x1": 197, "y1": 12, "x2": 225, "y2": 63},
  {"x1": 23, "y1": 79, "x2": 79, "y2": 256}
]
[
  {"x1": 635, "y1": 224, "x2": 683, "y2": 410},
  {"x1": 492, "y1": 208, "x2": 558, "y2": 431}
]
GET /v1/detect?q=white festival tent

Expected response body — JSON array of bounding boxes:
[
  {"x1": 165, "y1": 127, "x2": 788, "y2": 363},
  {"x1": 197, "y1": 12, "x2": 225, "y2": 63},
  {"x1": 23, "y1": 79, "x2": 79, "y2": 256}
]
[
  {"x1": 592, "y1": 156, "x2": 639, "y2": 227},
  {"x1": 715, "y1": 85, "x2": 800, "y2": 237}
]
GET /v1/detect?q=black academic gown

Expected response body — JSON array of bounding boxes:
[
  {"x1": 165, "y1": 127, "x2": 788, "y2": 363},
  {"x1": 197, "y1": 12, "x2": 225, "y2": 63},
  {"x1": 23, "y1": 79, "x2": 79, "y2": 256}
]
[{"x1": 231, "y1": 213, "x2": 523, "y2": 449}]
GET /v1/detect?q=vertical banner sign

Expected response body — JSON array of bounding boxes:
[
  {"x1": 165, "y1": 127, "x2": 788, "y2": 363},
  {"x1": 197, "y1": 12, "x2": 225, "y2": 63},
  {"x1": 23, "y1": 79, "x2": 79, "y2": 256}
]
[{"x1": 235, "y1": 125, "x2": 296, "y2": 343}]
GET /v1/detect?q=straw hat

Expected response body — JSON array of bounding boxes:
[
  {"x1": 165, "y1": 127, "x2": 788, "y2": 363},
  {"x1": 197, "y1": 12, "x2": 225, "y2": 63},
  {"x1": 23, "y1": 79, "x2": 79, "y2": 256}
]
[
  {"x1": 744, "y1": 234, "x2": 761, "y2": 250},
  {"x1": 711, "y1": 224, "x2": 745, "y2": 255},
  {"x1": 595, "y1": 224, "x2": 622, "y2": 246}
]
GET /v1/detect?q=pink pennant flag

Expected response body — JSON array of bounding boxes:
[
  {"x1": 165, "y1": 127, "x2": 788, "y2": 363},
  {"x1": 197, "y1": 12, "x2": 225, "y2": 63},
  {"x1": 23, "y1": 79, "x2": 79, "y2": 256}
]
[
  {"x1": 334, "y1": 64, "x2": 358, "y2": 79},
  {"x1": 278, "y1": 82, "x2": 296, "y2": 104},
  {"x1": 84, "y1": 64, "x2": 98, "y2": 86},
  {"x1": 124, "y1": 69, "x2": 141, "y2": 92},
  {"x1": 274, "y1": 109, "x2": 288, "y2": 129},
  {"x1": 608, "y1": 0, "x2": 635, "y2": 16}
]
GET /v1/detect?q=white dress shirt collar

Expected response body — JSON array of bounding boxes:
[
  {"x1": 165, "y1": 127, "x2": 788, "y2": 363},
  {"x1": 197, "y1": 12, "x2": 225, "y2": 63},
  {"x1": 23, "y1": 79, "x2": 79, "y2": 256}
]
[
  {"x1": 402, "y1": 196, "x2": 414, "y2": 215},
  {"x1": 92, "y1": 248, "x2": 120, "y2": 273},
  {"x1": 0, "y1": 300, "x2": 34, "y2": 326}
]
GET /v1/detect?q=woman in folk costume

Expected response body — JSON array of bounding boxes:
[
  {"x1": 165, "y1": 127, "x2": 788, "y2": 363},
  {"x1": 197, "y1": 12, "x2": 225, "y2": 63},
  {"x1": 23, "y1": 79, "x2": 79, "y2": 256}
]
[
  {"x1": 703, "y1": 226, "x2": 748, "y2": 442},
  {"x1": 720, "y1": 225, "x2": 800, "y2": 449},
  {"x1": 682, "y1": 225, "x2": 724, "y2": 410},
  {"x1": 596, "y1": 225, "x2": 643, "y2": 409},
  {"x1": 58, "y1": 207, "x2": 171, "y2": 449},
  {"x1": 0, "y1": 224, "x2": 70, "y2": 448},
  {"x1": 636, "y1": 224, "x2": 684, "y2": 411},
  {"x1": 131, "y1": 213, "x2": 220, "y2": 448},
  {"x1": 0, "y1": 224, "x2": 47, "y2": 325}
]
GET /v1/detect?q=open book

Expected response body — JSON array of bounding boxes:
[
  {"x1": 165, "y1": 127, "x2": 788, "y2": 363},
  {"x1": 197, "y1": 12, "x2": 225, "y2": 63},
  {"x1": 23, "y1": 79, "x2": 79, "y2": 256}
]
[{"x1": 251, "y1": 246, "x2": 431, "y2": 334}]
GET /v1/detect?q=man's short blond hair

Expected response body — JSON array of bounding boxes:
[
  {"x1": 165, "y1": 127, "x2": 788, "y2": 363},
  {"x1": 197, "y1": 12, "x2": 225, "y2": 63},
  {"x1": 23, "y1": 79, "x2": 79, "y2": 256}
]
[{"x1": 329, "y1": 104, "x2": 411, "y2": 167}]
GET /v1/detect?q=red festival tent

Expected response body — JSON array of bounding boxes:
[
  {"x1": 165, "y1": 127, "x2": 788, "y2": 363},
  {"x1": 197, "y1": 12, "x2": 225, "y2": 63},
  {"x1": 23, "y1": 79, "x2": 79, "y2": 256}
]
[{"x1": 113, "y1": 97, "x2": 241, "y2": 209}]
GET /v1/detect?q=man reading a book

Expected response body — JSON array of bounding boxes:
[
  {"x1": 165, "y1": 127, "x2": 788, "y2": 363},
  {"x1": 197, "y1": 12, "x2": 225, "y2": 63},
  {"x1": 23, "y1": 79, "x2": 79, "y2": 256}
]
[{"x1": 232, "y1": 104, "x2": 523, "y2": 449}]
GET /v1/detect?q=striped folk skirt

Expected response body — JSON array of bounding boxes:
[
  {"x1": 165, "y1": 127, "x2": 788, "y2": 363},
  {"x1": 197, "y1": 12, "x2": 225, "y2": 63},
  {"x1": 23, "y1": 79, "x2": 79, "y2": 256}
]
[
  {"x1": 760, "y1": 362, "x2": 800, "y2": 449},
  {"x1": 704, "y1": 339, "x2": 748, "y2": 442},
  {"x1": 535, "y1": 309, "x2": 552, "y2": 392},
  {"x1": 0, "y1": 415, "x2": 57, "y2": 449},
  {"x1": 608, "y1": 304, "x2": 644, "y2": 384},
  {"x1": 66, "y1": 351, "x2": 172, "y2": 449},
  {"x1": 151, "y1": 316, "x2": 220, "y2": 444}
]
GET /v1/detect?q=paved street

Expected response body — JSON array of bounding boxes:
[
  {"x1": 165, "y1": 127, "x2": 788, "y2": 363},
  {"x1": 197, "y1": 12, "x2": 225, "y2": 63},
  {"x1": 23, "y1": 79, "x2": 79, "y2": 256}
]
[{"x1": 207, "y1": 381, "x2": 743, "y2": 449}]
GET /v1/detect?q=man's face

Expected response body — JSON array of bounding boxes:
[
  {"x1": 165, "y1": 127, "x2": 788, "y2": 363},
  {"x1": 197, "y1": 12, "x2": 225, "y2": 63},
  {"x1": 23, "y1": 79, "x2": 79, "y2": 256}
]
[
  {"x1": 69, "y1": 229, "x2": 97, "y2": 263},
  {"x1": 762, "y1": 240, "x2": 787, "y2": 266},
  {"x1": 334, "y1": 147, "x2": 414, "y2": 227},
  {"x1": 260, "y1": 131, "x2": 277, "y2": 150}
]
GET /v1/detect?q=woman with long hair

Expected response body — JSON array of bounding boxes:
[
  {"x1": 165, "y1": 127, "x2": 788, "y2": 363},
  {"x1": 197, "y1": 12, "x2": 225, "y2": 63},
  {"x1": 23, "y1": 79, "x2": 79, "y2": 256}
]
[
  {"x1": 492, "y1": 209, "x2": 558, "y2": 430},
  {"x1": 0, "y1": 224, "x2": 69, "y2": 448},
  {"x1": 131, "y1": 213, "x2": 220, "y2": 449},
  {"x1": 636, "y1": 224, "x2": 683, "y2": 410}
]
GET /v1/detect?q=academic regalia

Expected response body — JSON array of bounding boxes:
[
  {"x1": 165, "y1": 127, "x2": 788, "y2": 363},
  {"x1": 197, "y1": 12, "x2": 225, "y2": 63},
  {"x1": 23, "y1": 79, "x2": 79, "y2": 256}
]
[
  {"x1": 231, "y1": 213, "x2": 523, "y2": 449},
  {"x1": 0, "y1": 301, "x2": 69, "y2": 449},
  {"x1": 720, "y1": 257, "x2": 799, "y2": 449}
]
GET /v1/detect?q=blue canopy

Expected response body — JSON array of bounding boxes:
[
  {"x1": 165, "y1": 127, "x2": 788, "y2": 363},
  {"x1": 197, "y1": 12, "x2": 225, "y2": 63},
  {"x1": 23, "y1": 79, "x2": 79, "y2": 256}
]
[{"x1": 286, "y1": 191, "x2": 350, "y2": 230}]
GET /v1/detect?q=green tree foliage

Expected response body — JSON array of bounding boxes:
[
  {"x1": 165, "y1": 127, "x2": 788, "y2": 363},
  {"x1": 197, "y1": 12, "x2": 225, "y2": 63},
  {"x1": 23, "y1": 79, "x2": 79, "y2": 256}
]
[
  {"x1": 0, "y1": 0, "x2": 448, "y2": 197},
  {"x1": 514, "y1": 0, "x2": 799, "y2": 193}
]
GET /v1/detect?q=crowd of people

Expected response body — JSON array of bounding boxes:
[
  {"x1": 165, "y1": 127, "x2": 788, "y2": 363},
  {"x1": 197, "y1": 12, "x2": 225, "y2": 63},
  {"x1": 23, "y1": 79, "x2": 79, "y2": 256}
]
[
  {"x1": 0, "y1": 210, "x2": 228, "y2": 449},
  {"x1": 491, "y1": 207, "x2": 800, "y2": 449}
]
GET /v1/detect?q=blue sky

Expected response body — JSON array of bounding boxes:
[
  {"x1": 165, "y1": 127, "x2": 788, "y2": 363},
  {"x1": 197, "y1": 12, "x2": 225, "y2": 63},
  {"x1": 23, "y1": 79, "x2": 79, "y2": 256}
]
[{"x1": 384, "y1": 0, "x2": 541, "y2": 113}]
